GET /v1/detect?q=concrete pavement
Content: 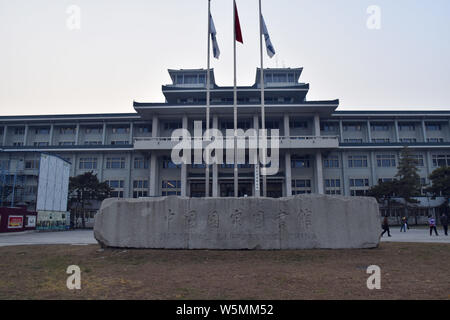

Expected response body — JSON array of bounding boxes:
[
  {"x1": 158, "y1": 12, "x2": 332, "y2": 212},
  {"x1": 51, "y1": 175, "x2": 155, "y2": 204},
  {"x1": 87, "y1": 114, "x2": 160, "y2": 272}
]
[
  {"x1": 0, "y1": 227, "x2": 449, "y2": 247},
  {"x1": 380, "y1": 226, "x2": 450, "y2": 244},
  {"x1": 0, "y1": 230, "x2": 97, "y2": 247}
]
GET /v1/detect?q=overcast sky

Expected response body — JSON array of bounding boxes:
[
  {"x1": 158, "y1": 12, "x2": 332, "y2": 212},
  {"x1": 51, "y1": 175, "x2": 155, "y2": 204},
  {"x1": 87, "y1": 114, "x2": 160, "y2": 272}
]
[{"x1": 1, "y1": 0, "x2": 449, "y2": 116}]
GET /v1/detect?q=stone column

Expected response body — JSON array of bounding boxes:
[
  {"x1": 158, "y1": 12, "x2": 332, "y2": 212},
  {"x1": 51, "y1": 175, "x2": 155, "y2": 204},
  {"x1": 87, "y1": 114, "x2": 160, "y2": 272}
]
[
  {"x1": 314, "y1": 114, "x2": 321, "y2": 136},
  {"x1": 421, "y1": 120, "x2": 427, "y2": 142},
  {"x1": 212, "y1": 115, "x2": 219, "y2": 197},
  {"x1": 284, "y1": 113, "x2": 290, "y2": 137},
  {"x1": 23, "y1": 124, "x2": 29, "y2": 146},
  {"x1": 394, "y1": 120, "x2": 400, "y2": 143},
  {"x1": 284, "y1": 113, "x2": 292, "y2": 196},
  {"x1": 150, "y1": 153, "x2": 158, "y2": 197},
  {"x1": 181, "y1": 115, "x2": 188, "y2": 197},
  {"x1": 75, "y1": 123, "x2": 80, "y2": 145},
  {"x1": 285, "y1": 153, "x2": 292, "y2": 196},
  {"x1": 129, "y1": 122, "x2": 134, "y2": 144},
  {"x1": 370, "y1": 151, "x2": 377, "y2": 186},
  {"x1": 150, "y1": 116, "x2": 160, "y2": 197},
  {"x1": 49, "y1": 124, "x2": 54, "y2": 146},
  {"x1": 367, "y1": 120, "x2": 372, "y2": 143},
  {"x1": 2, "y1": 125, "x2": 7, "y2": 146},
  {"x1": 339, "y1": 120, "x2": 344, "y2": 142},
  {"x1": 315, "y1": 151, "x2": 324, "y2": 194},
  {"x1": 102, "y1": 122, "x2": 107, "y2": 145},
  {"x1": 128, "y1": 152, "x2": 133, "y2": 198}
]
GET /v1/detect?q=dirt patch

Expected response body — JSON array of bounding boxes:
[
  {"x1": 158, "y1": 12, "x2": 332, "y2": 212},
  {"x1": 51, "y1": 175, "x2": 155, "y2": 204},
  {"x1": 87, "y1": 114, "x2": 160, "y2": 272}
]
[{"x1": 0, "y1": 243, "x2": 449, "y2": 300}]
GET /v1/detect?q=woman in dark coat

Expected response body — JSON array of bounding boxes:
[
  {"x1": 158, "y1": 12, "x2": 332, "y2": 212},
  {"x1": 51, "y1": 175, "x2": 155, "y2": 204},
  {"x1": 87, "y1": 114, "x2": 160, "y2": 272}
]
[{"x1": 381, "y1": 217, "x2": 391, "y2": 237}]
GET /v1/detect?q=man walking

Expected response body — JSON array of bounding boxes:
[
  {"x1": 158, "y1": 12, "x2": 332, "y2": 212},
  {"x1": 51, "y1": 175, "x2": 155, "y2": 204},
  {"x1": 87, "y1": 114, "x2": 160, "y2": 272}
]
[
  {"x1": 381, "y1": 217, "x2": 391, "y2": 237},
  {"x1": 428, "y1": 215, "x2": 439, "y2": 236},
  {"x1": 440, "y1": 213, "x2": 448, "y2": 236}
]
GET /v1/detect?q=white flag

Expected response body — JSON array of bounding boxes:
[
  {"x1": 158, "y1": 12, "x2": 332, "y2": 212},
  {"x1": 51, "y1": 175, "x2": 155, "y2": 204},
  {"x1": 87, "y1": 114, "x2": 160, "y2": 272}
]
[
  {"x1": 261, "y1": 15, "x2": 275, "y2": 58},
  {"x1": 210, "y1": 14, "x2": 220, "y2": 59}
]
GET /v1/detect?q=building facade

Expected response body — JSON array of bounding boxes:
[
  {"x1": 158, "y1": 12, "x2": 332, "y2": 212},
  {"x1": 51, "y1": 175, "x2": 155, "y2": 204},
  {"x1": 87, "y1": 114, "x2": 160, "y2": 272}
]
[{"x1": 1, "y1": 68, "x2": 450, "y2": 216}]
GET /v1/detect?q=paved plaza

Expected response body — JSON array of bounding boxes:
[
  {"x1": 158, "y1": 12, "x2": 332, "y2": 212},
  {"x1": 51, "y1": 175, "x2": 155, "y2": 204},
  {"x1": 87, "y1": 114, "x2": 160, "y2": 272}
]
[
  {"x1": 0, "y1": 226, "x2": 448, "y2": 247},
  {"x1": 0, "y1": 230, "x2": 97, "y2": 247}
]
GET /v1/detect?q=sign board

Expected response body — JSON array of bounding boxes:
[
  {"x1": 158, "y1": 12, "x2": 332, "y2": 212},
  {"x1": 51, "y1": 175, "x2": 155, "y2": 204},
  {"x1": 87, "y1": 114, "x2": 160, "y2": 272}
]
[
  {"x1": 36, "y1": 154, "x2": 71, "y2": 212},
  {"x1": 8, "y1": 216, "x2": 23, "y2": 229},
  {"x1": 26, "y1": 215, "x2": 36, "y2": 228}
]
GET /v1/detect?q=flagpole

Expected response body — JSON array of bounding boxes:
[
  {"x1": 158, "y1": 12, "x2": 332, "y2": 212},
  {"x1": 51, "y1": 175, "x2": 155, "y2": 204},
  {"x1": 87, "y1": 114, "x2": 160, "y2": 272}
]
[
  {"x1": 233, "y1": 0, "x2": 239, "y2": 197},
  {"x1": 205, "y1": 0, "x2": 211, "y2": 198},
  {"x1": 259, "y1": 0, "x2": 267, "y2": 197}
]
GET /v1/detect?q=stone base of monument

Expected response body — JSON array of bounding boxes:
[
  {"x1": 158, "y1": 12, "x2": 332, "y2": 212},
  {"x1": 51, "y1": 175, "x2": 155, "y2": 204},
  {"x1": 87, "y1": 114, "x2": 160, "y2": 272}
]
[{"x1": 94, "y1": 195, "x2": 381, "y2": 250}]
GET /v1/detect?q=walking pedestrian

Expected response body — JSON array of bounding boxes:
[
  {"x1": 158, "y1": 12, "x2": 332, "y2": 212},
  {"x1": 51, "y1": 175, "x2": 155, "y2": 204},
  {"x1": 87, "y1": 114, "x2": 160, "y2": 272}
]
[
  {"x1": 428, "y1": 215, "x2": 439, "y2": 236},
  {"x1": 381, "y1": 217, "x2": 391, "y2": 237},
  {"x1": 400, "y1": 216, "x2": 407, "y2": 232},
  {"x1": 440, "y1": 213, "x2": 448, "y2": 236}
]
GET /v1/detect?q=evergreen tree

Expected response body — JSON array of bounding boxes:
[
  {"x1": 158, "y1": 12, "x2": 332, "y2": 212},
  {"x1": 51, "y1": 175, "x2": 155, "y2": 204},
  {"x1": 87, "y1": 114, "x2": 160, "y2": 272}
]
[
  {"x1": 69, "y1": 171, "x2": 111, "y2": 228},
  {"x1": 426, "y1": 166, "x2": 450, "y2": 212}
]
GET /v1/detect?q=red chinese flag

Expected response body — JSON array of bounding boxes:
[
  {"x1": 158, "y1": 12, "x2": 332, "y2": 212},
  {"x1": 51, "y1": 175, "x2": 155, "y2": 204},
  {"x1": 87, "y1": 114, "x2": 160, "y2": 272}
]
[{"x1": 234, "y1": 1, "x2": 243, "y2": 43}]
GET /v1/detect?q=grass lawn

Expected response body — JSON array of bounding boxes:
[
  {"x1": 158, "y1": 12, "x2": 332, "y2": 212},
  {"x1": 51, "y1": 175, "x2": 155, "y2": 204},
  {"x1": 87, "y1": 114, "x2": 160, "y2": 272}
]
[{"x1": 0, "y1": 242, "x2": 449, "y2": 300}]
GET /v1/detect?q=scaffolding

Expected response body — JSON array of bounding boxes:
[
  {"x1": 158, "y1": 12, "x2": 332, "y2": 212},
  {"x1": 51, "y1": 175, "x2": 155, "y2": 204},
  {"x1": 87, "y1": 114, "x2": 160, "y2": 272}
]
[{"x1": 0, "y1": 159, "x2": 27, "y2": 208}]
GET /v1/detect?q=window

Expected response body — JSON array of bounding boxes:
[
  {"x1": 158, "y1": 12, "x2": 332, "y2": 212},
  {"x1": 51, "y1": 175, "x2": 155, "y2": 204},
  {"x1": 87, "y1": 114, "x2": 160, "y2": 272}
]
[
  {"x1": 427, "y1": 138, "x2": 444, "y2": 143},
  {"x1": 25, "y1": 159, "x2": 39, "y2": 169},
  {"x1": 343, "y1": 124, "x2": 362, "y2": 131},
  {"x1": 112, "y1": 126, "x2": 130, "y2": 134},
  {"x1": 106, "y1": 180, "x2": 124, "y2": 198},
  {"x1": 344, "y1": 139, "x2": 363, "y2": 143},
  {"x1": 111, "y1": 140, "x2": 129, "y2": 145},
  {"x1": 376, "y1": 154, "x2": 396, "y2": 167},
  {"x1": 378, "y1": 178, "x2": 394, "y2": 184},
  {"x1": 162, "y1": 157, "x2": 181, "y2": 169},
  {"x1": 136, "y1": 125, "x2": 152, "y2": 134},
  {"x1": 0, "y1": 160, "x2": 10, "y2": 170},
  {"x1": 323, "y1": 155, "x2": 339, "y2": 168},
  {"x1": 221, "y1": 121, "x2": 251, "y2": 130},
  {"x1": 291, "y1": 156, "x2": 311, "y2": 168},
  {"x1": 321, "y1": 122, "x2": 339, "y2": 132},
  {"x1": 348, "y1": 155, "x2": 368, "y2": 168},
  {"x1": 265, "y1": 120, "x2": 279, "y2": 129},
  {"x1": 162, "y1": 180, "x2": 181, "y2": 196},
  {"x1": 371, "y1": 124, "x2": 390, "y2": 131},
  {"x1": 350, "y1": 179, "x2": 370, "y2": 187},
  {"x1": 33, "y1": 142, "x2": 49, "y2": 147},
  {"x1": 372, "y1": 138, "x2": 390, "y2": 143},
  {"x1": 14, "y1": 128, "x2": 25, "y2": 135},
  {"x1": 426, "y1": 123, "x2": 442, "y2": 131},
  {"x1": 290, "y1": 121, "x2": 308, "y2": 129},
  {"x1": 84, "y1": 141, "x2": 102, "y2": 145},
  {"x1": 410, "y1": 155, "x2": 424, "y2": 166},
  {"x1": 133, "y1": 179, "x2": 149, "y2": 198},
  {"x1": 432, "y1": 154, "x2": 450, "y2": 167},
  {"x1": 164, "y1": 122, "x2": 182, "y2": 130},
  {"x1": 59, "y1": 127, "x2": 75, "y2": 135},
  {"x1": 35, "y1": 128, "x2": 50, "y2": 135},
  {"x1": 273, "y1": 73, "x2": 287, "y2": 83},
  {"x1": 349, "y1": 178, "x2": 370, "y2": 196},
  {"x1": 106, "y1": 157, "x2": 125, "y2": 169},
  {"x1": 58, "y1": 141, "x2": 75, "y2": 146},
  {"x1": 13, "y1": 142, "x2": 24, "y2": 146},
  {"x1": 325, "y1": 179, "x2": 341, "y2": 195},
  {"x1": 79, "y1": 158, "x2": 98, "y2": 170},
  {"x1": 400, "y1": 138, "x2": 417, "y2": 143},
  {"x1": 398, "y1": 123, "x2": 415, "y2": 131},
  {"x1": 85, "y1": 127, "x2": 102, "y2": 134},
  {"x1": 134, "y1": 157, "x2": 149, "y2": 169},
  {"x1": 291, "y1": 179, "x2": 312, "y2": 195}
]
